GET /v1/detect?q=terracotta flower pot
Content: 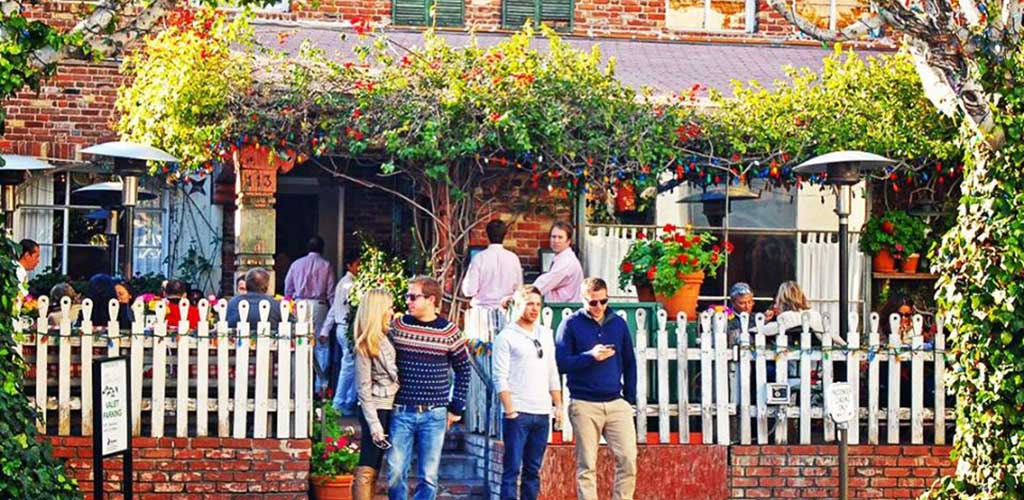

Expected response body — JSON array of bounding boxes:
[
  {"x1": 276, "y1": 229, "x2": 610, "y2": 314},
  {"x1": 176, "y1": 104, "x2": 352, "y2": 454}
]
[
  {"x1": 311, "y1": 474, "x2": 355, "y2": 500},
  {"x1": 655, "y1": 271, "x2": 705, "y2": 320},
  {"x1": 636, "y1": 283, "x2": 656, "y2": 303},
  {"x1": 900, "y1": 253, "x2": 921, "y2": 273},
  {"x1": 872, "y1": 249, "x2": 896, "y2": 273}
]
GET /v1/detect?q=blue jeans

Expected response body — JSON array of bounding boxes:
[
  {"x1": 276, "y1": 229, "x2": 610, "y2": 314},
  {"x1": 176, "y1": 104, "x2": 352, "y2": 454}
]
[
  {"x1": 501, "y1": 413, "x2": 550, "y2": 500},
  {"x1": 332, "y1": 324, "x2": 357, "y2": 411},
  {"x1": 387, "y1": 405, "x2": 448, "y2": 500}
]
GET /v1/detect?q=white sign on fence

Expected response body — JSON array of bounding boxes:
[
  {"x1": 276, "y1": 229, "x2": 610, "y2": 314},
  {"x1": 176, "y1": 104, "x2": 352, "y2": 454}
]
[
  {"x1": 99, "y1": 358, "x2": 129, "y2": 456},
  {"x1": 825, "y1": 382, "x2": 855, "y2": 424}
]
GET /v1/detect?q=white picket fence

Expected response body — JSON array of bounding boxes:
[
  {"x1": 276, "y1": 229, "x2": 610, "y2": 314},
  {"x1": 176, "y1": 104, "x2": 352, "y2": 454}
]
[
  {"x1": 14, "y1": 295, "x2": 316, "y2": 439},
  {"x1": 466, "y1": 306, "x2": 952, "y2": 446}
]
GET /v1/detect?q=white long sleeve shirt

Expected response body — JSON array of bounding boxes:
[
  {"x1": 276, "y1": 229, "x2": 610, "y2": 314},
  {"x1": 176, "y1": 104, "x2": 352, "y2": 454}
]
[{"x1": 492, "y1": 322, "x2": 561, "y2": 415}]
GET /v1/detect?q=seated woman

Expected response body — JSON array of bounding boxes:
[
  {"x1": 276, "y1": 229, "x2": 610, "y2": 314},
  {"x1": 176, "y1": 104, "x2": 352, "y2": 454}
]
[
  {"x1": 759, "y1": 281, "x2": 846, "y2": 347},
  {"x1": 47, "y1": 283, "x2": 81, "y2": 327}
]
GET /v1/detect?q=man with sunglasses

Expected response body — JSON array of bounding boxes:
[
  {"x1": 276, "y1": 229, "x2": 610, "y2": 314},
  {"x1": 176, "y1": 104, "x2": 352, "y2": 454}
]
[
  {"x1": 555, "y1": 277, "x2": 637, "y2": 500},
  {"x1": 387, "y1": 276, "x2": 472, "y2": 500},
  {"x1": 492, "y1": 285, "x2": 563, "y2": 500}
]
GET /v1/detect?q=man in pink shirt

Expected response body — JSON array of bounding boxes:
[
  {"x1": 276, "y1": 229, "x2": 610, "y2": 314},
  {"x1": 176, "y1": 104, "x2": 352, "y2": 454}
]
[
  {"x1": 462, "y1": 220, "x2": 522, "y2": 342},
  {"x1": 462, "y1": 220, "x2": 523, "y2": 309},
  {"x1": 533, "y1": 221, "x2": 584, "y2": 304},
  {"x1": 284, "y1": 236, "x2": 335, "y2": 391}
]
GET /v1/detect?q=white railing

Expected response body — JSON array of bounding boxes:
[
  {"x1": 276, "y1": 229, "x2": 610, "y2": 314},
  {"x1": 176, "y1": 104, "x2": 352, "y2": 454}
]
[
  {"x1": 466, "y1": 306, "x2": 952, "y2": 446},
  {"x1": 14, "y1": 295, "x2": 316, "y2": 439}
]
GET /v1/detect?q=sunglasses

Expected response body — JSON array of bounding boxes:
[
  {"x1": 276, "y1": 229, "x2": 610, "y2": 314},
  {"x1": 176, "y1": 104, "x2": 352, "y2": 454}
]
[
  {"x1": 532, "y1": 338, "x2": 543, "y2": 359},
  {"x1": 405, "y1": 293, "x2": 425, "y2": 302},
  {"x1": 900, "y1": 312, "x2": 912, "y2": 318},
  {"x1": 587, "y1": 298, "x2": 610, "y2": 307}
]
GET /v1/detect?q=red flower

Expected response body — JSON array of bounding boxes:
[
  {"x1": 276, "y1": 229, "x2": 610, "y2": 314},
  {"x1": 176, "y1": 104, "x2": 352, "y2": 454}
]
[
  {"x1": 337, "y1": 436, "x2": 348, "y2": 448},
  {"x1": 712, "y1": 245, "x2": 720, "y2": 253},
  {"x1": 710, "y1": 253, "x2": 719, "y2": 263},
  {"x1": 675, "y1": 233, "x2": 686, "y2": 243},
  {"x1": 724, "y1": 241, "x2": 735, "y2": 253},
  {"x1": 663, "y1": 224, "x2": 677, "y2": 233},
  {"x1": 490, "y1": 112, "x2": 502, "y2": 122},
  {"x1": 646, "y1": 267, "x2": 657, "y2": 281},
  {"x1": 621, "y1": 262, "x2": 634, "y2": 273},
  {"x1": 637, "y1": 231, "x2": 646, "y2": 240},
  {"x1": 881, "y1": 220, "x2": 895, "y2": 234},
  {"x1": 682, "y1": 239, "x2": 691, "y2": 249}
]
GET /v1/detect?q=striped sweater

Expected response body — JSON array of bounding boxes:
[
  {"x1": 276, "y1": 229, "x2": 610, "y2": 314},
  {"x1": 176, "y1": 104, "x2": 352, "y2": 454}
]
[{"x1": 390, "y1": 314, "x2": 472, "y2": 415}]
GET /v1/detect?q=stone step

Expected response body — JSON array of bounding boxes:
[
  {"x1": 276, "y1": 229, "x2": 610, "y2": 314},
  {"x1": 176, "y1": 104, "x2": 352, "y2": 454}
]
[{"x1": 372, "y1": 477, "x2": 488, "y2": 500}]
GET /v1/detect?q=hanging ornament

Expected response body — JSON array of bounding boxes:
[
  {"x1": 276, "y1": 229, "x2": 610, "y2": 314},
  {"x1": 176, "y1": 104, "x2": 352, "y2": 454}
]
[{"x1": 615, "y1": 182, "x2": 637, "y2": 213}]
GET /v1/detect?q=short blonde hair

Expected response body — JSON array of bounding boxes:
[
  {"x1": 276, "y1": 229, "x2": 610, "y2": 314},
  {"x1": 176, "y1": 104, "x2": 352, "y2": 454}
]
[
  {"x1": 354, "y1": 288, "x2": 394, "y2": 358},
  {"x1": 774, "y1": 281, "x2": 809, "y2": 312}
]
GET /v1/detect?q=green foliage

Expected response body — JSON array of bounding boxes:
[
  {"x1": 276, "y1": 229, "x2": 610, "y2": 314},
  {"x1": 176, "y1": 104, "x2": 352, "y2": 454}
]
[
  {"x1": 618, "y1": 224, "x2": 730, "y2": 296},
  {"x1": 348, "y1": 241, "x2": 409, "y2": 312},
  {"x1": 115, "y1": 8, "x2": 254, "y2": 172},
  {"x1": 858, "y1": 210, "x2": 929, "y2": 259},
  {"x1": 310, "y1": 398, "x2": 359, "y2": 477},
  {"x1": 0, "y1": 239, "x2": 80, "y2": 499},
  {"x1": 925, "y1": 8, "x2": 1024, "y2": 499},
  {"x1": 709, "y1": 46, "x2": 960, "y2": 166},
  {"x1": 128, "y1": 272, "x2": 168, "y2": 295},
  {"x1": 175, "y1": 243, "x2": 215, "y2": 288}
]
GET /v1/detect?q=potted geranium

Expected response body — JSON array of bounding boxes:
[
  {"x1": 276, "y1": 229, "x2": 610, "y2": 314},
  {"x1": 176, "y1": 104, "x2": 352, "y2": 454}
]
[
  {"x1": 859, "y1": 211, "x2": 929, "y2": 273},
  {"x1": 619, "y1": 224, "x2": 731, "y2": 319},
  {"x1": 310, "y1": 396, "x2": 360, "y2": 500}
]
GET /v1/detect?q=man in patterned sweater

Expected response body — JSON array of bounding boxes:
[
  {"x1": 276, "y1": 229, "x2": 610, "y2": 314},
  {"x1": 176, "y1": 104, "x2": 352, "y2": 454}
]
[{"x1": 387, "y1": 276, "x2": 472, "y2": 500}]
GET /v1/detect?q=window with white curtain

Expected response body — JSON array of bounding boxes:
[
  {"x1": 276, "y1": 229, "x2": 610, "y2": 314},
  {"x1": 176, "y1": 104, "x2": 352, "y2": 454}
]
[{"x1": 16, "y1": 171, "x2": 169, "y2": 281}]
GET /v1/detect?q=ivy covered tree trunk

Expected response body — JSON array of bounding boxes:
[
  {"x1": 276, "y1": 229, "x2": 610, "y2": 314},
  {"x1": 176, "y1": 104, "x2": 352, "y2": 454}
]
[{"x1": 0, "y1": 239, "x2": 80, "y2": 498}]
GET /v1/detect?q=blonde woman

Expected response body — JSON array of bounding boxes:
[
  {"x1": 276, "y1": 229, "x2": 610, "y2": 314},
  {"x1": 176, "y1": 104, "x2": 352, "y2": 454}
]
[
  {"x1": 761, "y1": 281, "x2": 846, "y2": 346},
  {"x1": 351, "y1": 289, "x2": 400, "y2": 500}
]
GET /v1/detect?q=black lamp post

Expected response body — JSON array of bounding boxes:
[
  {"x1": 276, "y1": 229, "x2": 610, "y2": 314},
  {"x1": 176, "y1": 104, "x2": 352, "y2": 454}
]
[
  {"x1": 80, "y1": 142, "x2": 175, "y2": 278},
  {"x1": 793, "y1": 151, "x2": 894, "y2": 500},
  {"x1": 0, "y1": 155, "x2": 54, "y2": 233}
]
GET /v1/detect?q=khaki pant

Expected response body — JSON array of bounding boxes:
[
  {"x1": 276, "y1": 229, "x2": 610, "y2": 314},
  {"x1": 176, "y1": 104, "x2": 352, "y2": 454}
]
[{"x1": 568, "y1": 398, "x2": 637, "y2": 500}]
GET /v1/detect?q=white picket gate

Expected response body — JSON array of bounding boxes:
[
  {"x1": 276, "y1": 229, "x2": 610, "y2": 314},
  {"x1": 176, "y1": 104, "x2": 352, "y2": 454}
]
[
  {"x1": 14, "y1": 295, "x2": 316, "y2": 439},
  {"x1": 466, "y1": 306, "x2": 952, "y2": 446}
]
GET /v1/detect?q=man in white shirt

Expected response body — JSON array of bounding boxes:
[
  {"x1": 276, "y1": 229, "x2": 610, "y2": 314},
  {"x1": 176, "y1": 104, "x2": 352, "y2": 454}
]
[
  {"x1": 16, "y1": 239, "x2": 40, "y2": 293},
  {"x1": 532, "y1": 221, "x2": 584, "y2": 304},
  {"x1": 319, "y1": 249, "x2": 360, "y2": 414},
  {"x1": 492, "y1": 285, "x2": 563, "y2": 500}
]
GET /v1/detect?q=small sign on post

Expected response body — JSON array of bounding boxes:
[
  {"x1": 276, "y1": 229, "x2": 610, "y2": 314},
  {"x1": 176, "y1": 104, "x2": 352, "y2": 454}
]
[
  {"x1": 93, "y1": 357, "x2": 133, "y2": 499},
  {"x1": 825, "y1": 382, "x2": 854, "y2": 500}
]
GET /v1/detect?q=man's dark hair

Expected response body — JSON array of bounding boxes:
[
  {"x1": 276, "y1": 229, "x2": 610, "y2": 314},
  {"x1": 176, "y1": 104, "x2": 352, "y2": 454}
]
[
  {"x1": 245, "y1": 268, "x2": 271, "y2": 294},
  {"x1": 307, "y1": 236, "x2": 325, "y2": 254},
  {"x1": 550, "y1": 221, "x2": 574, "y2": 241},
  {"x1": 19, "y1": 239, "x2": 38, "y2": 259},
  {"x1": 485, "y1": 220, "x2": 507, "y2": 244},
  {"x1": 343, "y1": 249, "x2": 360, "y2": 269},
  {"x1": 165, "y1": 279, "x2": 188, "y2": 298}
]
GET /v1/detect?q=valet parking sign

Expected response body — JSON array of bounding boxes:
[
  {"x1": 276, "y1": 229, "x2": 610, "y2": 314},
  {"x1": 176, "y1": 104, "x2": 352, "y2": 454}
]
[{"x1": 93, "y1": 357, "x2": 133, "y2": 499}]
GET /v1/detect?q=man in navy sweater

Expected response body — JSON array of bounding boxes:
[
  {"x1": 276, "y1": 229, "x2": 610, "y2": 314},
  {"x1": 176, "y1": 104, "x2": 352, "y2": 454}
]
[
  {"x1": 387, "y1": 276, "x2": 472, "y2": 500},
  {"x1": 555, "y1": 277, "x2": 638, "y2": 500}
]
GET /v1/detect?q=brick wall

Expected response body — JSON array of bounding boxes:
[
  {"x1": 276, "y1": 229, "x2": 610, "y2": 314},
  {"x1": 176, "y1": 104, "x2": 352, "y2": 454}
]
[
  {"x1": 730, "y1": 445, "x2": 954, "y2": 500},
  {"x1": 47, "y1": 436, "x2": 311, "y2": 500}
]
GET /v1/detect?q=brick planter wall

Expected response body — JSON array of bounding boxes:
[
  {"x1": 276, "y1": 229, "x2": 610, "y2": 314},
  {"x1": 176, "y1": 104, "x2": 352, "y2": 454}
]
[
  {"x1": 46, "y1": 436, "x2": 311, "y2": 500},
  {"x1": 730, "y1": 445, "x2": 955, "y2": 499}
]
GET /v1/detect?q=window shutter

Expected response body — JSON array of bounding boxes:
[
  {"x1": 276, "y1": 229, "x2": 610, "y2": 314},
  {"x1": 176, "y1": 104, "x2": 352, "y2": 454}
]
[
  {"x1": 431, "y1": 0, "x2": 464, "y2": 26},
  {"x1": 393, "y1": 0, "x2": 429, "y2": 26},
  {"x1": 502, "y1": 0, "x2": 538, "y2": 29},
  {"x1": 502, "y1": 0, "x2": 573, "y2": 29},
  {"x1": 540, "y1": 0, "x2": 572, "y2": 24}
]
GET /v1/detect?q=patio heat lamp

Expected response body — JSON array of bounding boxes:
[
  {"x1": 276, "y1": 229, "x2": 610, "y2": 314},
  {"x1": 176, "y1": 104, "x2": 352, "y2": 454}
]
[
  {"x1": 793, "y1": 150, "x2": 894, "y2": 500},
  {"x1": 72, "y1": 182, "x2": 157, "y2": 276},
  {"x1": 0, "y1": 155, "x2": 55, "y2": 233},
  {"x1": 675, "y1": 184, "x2": 760, "y2": 227},
  {"x1": 80, "y1": 142, "x2": 176, "y2": 278}
]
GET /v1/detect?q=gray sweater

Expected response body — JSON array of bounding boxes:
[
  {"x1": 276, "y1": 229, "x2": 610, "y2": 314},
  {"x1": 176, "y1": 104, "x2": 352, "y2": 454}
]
[{"x1": 355, "y1": 336, "x2": 400, "y2": 436}]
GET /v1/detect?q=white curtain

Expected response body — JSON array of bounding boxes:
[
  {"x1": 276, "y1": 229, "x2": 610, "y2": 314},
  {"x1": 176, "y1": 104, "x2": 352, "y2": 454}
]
[
  {"x1": 15, "y1": 174, "x2": 55, "y2": 277},
  {"x1": 584, "y1": 226, "x2": 641, "y2": 300},
  {"x1": 796, "y1": 232, "x2": 864, "y2": 335}
]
